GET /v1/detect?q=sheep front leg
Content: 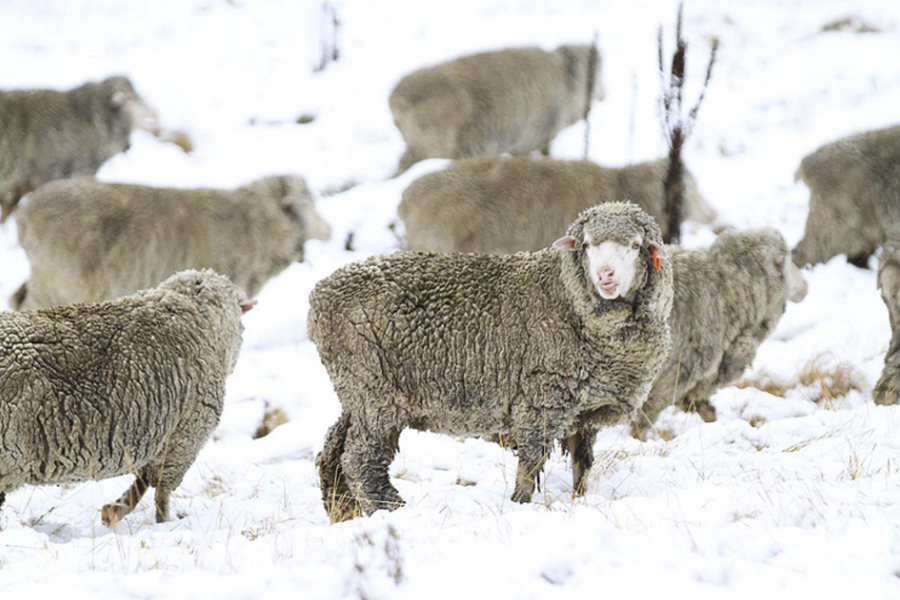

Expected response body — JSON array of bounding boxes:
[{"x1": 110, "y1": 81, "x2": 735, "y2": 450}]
[
  {"x1": 510, "y1": 438, "x2": 549, "y2": 504},
  {"x1": 101, "y1": 475, "x2": 150, "y2": 526},
  {"x1": 0, "y1": 491, "x2": 5, "y2": 510},
  {"x1": 565, "y1": 426, "x2": 596, "y2": 496},
  {"x1": 341, "y1": 414, "x2": 404, "y2": 516}
]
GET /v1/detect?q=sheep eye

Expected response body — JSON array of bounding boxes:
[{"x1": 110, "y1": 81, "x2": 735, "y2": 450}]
[{"x1": 631, "y1": 241, "x2": 641, "y2": 250}]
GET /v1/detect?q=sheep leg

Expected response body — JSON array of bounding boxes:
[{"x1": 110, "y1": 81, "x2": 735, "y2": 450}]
[
  {"x1": 101, "y1": 474, "x2": 150, "y2": 526},
  {"x1": 0, "y1": 491, "x2": 5, "y2": 510},
  {"x1": 316, "y1": 411, "x2": 360, "y2": 523},
  {"x1": 565, "y1": 427, "x2": 596, "y2": 496},
  {"x1": 341, "y1": 414, "x2": 404, "y2": 516},
  {"x1": 510, "y1": 439, "x2": 549, "y2": 504}
]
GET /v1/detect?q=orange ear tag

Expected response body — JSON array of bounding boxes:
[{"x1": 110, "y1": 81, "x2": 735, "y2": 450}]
[{"x1": 651, "y1": 247, "x2": 661, "y2": 272}]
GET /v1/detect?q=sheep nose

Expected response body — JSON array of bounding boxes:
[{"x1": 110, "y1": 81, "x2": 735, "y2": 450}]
[{"x1": 598, "y1": 267, "x2": 615, "y2": 279}]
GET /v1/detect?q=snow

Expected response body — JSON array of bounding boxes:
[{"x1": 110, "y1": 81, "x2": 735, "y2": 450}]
[{"x1": 2, "y1": 0, "x2": 900, "y2": 596}]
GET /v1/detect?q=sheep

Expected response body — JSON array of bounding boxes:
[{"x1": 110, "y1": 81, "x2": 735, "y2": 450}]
[
  {"x1": 398, "y1": 156, "x2": 717, "y2": 254},
  {"x1": 873, "y1": 241, "x2": 900, "y2": 405},
  {"x1": 0, "y1": 269, "x2": 254, "y2": 526},
  {"x1": 309, "y1": 202, "x2": 673, "y2": 522},
  {"x1": 389, "y1": 45, "x2": 605, "y2": 174},
  {"x1": 11, "y1": 175, "x2": 331, "y2": 310},
  {"x1": 0, "y1": 75, "x2": 160, "y2": 223},
  {"x1": 792, "y1": 124, "x2": 900, "y2": 268},
  {"x1": 631, "y1": 228, "x2": 808, "y2": 437}
]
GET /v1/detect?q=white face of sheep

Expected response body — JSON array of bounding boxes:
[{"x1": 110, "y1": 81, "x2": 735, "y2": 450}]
[
  {"x1": 779, "y1": 254, "x2": 808, "y2": 303},
  {"x1": 555, "y1": 231, "x2": 664, "y2": 301}
]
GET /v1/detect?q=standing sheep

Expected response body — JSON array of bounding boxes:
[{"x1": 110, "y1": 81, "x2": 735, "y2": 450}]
[
  {"x1": 310, "y1": 202, "x2": 673, "y2": 522},
  {"x1": 398, "y1": 156, "x2": 717, "y2": 254},
  {"x1": 632, "y1": 228, "x2": 808, "y2": 437},
  {"x1": 12, "y1": 175, "x2": 331, "y2": 310},
  {"x1": 792, "y1": 124, "x2": 900, "y2": 268},
  {"x1": 389, "y1": 45, "x2": 605, "y2": 173},
  {"x1": 0, "y1": 75, "x2": 160, "y2": 223},
  {"x1": 874, "y1": 241, "x2": 900, "y2": 405},
  {"x1": 0, "y1": 269, "x2": 253, "y2": 526}
]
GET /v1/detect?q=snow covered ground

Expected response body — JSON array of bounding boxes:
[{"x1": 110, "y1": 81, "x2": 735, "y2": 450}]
[{"x1": 2, "y1": 0, "x2": 900, "y2": 597}]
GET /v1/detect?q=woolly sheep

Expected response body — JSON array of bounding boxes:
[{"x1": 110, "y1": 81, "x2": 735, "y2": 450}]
[
  {"x1": 389, "y1": 45, "x2": 605, "y2": 173},
  {"x1": 793, "y1": 124, "x2": 900, "y2": 268},
  {"x1": 11, "y1": 175, "x2": 331, "y2": 310},
  {"x1": 398, "y1": 156, "x2": 717, "y2": 254},
  {"x1": 632, "y1": 228, "x2": 808, "y2": 437},
  {"x1": 874, "y1": 241, "x2": 900, "y2": 405},
  {"x1": 310, "y1": 202, "x2": 673, "y2": 522},
  {"x1": 0, "y1": 269, "x2": 254, "y2": 526},
  {"x1": 0, "y1": 75, "x2": 160, "y2": 223}
]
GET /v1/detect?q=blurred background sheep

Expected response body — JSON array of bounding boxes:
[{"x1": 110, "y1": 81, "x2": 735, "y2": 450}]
[
  {"x1": 11, "y1": 175, "x2": 330, "y2": 310},
  {"x1": 389, "y1": 44, "x2": 604, "y2": 173},
  {"x1": 0, "y1": 76, "x2": 161, "y2": 223},
  {"x1": 793, "y1": 123, "x2": 900, "y2": 268},
  {"x1": 0, "y1": 269, "x2": 253, "y2": 526},
  {"x1": 632, "y1": 228, "x2": 808, "y2": 438},
  {"x1": 397, "y1": 156, "x2": 716, "y2": 253}
]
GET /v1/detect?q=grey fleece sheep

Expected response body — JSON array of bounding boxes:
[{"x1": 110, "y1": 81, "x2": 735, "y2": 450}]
[
  {"x1": 12, "y1": 175, "x2": 331, "y2": 310},
  {"x1": 632, "y1": 228, "x2": 808, "y2": 437},
  {"x1": 310, "y1": 202, "x2": 673, "y2": 522},
  {"x1": 793, "y1": 124, "x2": 900, "y2": 268},
  {"x1": 874, "y1": 241, "x2": 900, "y2": 405},
  {"x1": 0, "y1": 75, "x2": 160, "y2": 223},
  {"x1": 398, "y1": 156, "x2": 717, "y2": 254},
  {"x1": 389, "y1": 45, "x2": 605, "y2": 173},
  {"x1": 0, "y1": 269, "x2": 253, "y2": 526}
]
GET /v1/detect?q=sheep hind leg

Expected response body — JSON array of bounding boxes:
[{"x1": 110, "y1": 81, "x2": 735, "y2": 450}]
[
  {"x1": 101, "y1": 472, "x2": 151, "y2": 527},
  {"x1": 0, "y1": 491, "x2": 5, "y2": 510},
  {"x1": 341, "y1": 413, "x2": 404, "y2": 516},
  {"x1": 317, "y1": 411, "x2": 360, "y2": 523}
]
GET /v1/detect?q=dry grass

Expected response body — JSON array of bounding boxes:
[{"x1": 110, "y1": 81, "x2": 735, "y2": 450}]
[
  {"x1": 820, "y1": 16, "x2": 882, "y2": 34},
  {"x1": 253, "y1": 402, "x2": 289, "y2": 439},
  {"x1": 736, "y1": 354, "x2": 867, "y2": 406}
]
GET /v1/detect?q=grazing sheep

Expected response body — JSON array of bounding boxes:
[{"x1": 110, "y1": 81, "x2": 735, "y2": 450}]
[
  {"x1": 874, "y1": 241, "x2": 900, "y2": 405},
  {"x1": 310, "y1": 202, "x2": 673, "y2": 521},
  {"x1": 0, "y1": 75, "x2": 160, "y2": 223},
  {"x1": 12, "y1": 175, "x2": 331, "y2": 310},
  {"x1": 398, "y1": 156, "x2": 716, "y2": 253},
  {"x1": 389, "y1": 45, "x2": 605, "y2": 173},
  {"x1": 792, "y1": 124, "x2": 900, "y2": 268},
  {"x1": 0, "y1": 269, "x2": 254, "y2": 526},
  {"x1": 632, "y1": 228, "x2": 808, "y2": 437}
]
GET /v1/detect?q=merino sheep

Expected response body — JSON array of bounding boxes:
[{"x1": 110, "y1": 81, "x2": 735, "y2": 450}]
[
  {"x1": 0, "y1": 76, "x2": 160, "y2": 223},
  {"x1": 874, "y1": 241, "x2": 900, "y2": 405},
  {"x1": 310, "y1": 202, "x2": 673, "y2": 521},
  {"x1": 793, "y1": 124, "x2": 900, "y2": 268},
  {"x1": 398, "y1": 156, "x2": 717, "y2": 254},
  {"x1": 12, "y1": 175, "x2": 331, "y2": 310},
  {"x1": 389, "y1": 45, "x2": 605, "y2": 173},
  {"x1": 0, "y1": 269, "x2": 253, "y2": 526},
  {"x1": 632, "y1": 228, "x2": 808, "y2": 437}
]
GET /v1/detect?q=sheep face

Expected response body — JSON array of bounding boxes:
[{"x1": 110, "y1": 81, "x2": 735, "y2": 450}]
[
  {"x1": 105, "y1": 76, "x2": 160, "y2": 136},
  {"x1": 554, "y1": 203, "x2": 667, "y2": 303},
  {"x1": 781, "y1": 254, "x2": 808, "y2": 303}
]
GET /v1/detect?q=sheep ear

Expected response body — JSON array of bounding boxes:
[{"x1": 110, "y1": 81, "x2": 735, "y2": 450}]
[
  {"x1": 553, "y1": 236, "x2": 579, "y2": 251},
  {"x1": 240, "y1": 299, "x2": 258, "y2": 314},
  {"x1": 110, "y1": 91, "x2": 129, "y2": 108},
  {"x1": 647, "y1": 242, "x2": 667, "y2": 258}
]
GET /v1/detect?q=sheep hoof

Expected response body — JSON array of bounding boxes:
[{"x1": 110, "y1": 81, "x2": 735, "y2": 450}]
[
  {"x1": 510, "y1": 488, "x2": 533, "y2": 504},
  {"x1": 101, "y1": 503, "x2": 125, "y2": 527}
]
